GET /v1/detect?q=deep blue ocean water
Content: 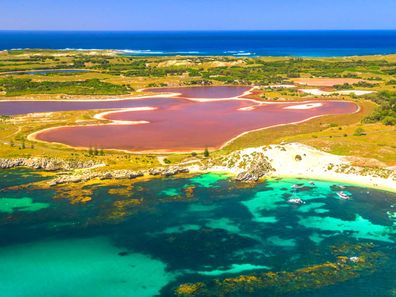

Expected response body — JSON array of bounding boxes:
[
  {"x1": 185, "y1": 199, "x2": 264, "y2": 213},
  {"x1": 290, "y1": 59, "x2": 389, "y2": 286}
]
[{"x1": 1, "y1": 30, "x2": 396, "y2": 57}]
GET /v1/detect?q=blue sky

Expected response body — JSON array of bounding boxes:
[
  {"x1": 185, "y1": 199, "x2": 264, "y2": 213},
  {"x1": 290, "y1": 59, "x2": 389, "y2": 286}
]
[{"x1": 2, "y1": 0, "x2": 396, "y2": 31}]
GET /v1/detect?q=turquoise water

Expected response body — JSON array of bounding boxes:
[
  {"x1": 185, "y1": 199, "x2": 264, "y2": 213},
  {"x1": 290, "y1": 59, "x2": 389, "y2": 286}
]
[{"x1": 0, "y1": 169, "x2": 396, "y2": 296}]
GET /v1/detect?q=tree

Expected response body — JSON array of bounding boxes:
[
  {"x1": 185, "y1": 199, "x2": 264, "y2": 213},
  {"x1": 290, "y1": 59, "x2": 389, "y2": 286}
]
[{"x1": 204, "y1": 148, "x2": 209, "y2": 158}]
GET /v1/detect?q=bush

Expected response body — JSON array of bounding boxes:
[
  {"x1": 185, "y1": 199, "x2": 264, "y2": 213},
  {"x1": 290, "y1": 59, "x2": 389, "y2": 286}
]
[
  {"x1": 382, "y1": 116, "x2": 396, "y2": 126},
  {"x1": 0, "y1": 78, "x2": 129, "y2": 96},
  {"x1": 353, "y1": 127, "x2": 366, "y2": 136},
  {"x1": 364, "y1": 92, "x2": 396, "y2": 126}
]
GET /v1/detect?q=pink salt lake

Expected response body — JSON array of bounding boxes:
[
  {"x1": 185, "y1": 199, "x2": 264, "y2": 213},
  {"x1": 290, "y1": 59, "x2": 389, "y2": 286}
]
[{"x1": 1, "y1": 87, "x2": 358, "y2": 152}]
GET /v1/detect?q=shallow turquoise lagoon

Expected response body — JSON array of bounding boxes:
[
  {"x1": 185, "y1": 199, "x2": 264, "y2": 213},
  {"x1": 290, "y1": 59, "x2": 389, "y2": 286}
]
[{"x1": 0, "y1": 169, "x2": 396, "y2": 296}]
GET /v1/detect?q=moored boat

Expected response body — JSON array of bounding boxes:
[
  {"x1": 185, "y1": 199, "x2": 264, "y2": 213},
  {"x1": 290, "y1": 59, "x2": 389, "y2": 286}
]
[
  {"x1": 288, "y1": 198, "x2": 305, "y2": 205},
  {"x1": 337, "y1": 191, "x2": 351, "y2": 200}
]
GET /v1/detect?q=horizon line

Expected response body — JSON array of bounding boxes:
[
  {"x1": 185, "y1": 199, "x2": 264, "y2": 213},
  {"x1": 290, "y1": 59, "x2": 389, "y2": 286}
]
[{"x1": 1, "y1": 29, "x2": 396, "y2": 33}]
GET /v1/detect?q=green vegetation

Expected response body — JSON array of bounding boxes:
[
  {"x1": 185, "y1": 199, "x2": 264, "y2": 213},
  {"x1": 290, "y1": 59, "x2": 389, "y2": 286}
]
[
  {"x1": 353, "y1": 127, "x2": 366, "y2": 136},
  {"x1": 0, "y1": 78, "x2": 129, "y2": 96},
  {"x1": 204, "y1": 148, "x2": 210, "y2": 158},
  {"x1": 364, "y1": 92, "x2": 396, "y2": 125}
]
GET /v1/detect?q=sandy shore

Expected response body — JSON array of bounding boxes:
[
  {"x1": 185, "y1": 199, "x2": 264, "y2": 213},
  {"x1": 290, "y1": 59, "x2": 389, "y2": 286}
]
[{"x1": 190, "y1": 143, "x2": 396, "y2": 193}]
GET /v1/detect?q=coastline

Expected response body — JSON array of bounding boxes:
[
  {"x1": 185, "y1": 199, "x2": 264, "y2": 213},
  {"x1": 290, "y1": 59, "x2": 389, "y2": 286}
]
[
  {"x1": 190, "y1": 143, "x2": 396, "y2": 193},
  {"x1": 2, "y1": 142, "x2": 395, "y2": 194}
]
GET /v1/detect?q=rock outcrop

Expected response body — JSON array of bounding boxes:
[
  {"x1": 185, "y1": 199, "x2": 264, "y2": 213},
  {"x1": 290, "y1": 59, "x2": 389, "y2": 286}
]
[
  {"x1": 234, "y1": 154, "x2": 274, "y2": 182},
  {"x1": 148, "y1": 166, "x2": 190, "y2": 177},
  {"x1": 49, "y1": 170, "x2": 144, "y2": 186},
  {"x1": 218, "y1": 149, "x2": 275, "y2": 182},
  {"x1": 0, "y1": 158, "x2": 102, "y2": 171},
  {"x1": 48, "y1": 166, "x2": 190, "y2": 186}
]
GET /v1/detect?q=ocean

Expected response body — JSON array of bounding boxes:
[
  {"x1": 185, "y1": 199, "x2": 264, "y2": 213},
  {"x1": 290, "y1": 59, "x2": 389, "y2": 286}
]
[
  {"x1": 1, "y1": 169, "x2": 396, "y2": 297},
  {"x1": 1, "y1": 30, "x2": 396, "y2": 57}
]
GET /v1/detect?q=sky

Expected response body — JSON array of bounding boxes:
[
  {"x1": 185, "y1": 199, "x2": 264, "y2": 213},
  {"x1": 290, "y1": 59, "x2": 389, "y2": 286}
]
[{"x1": 2, "y1": 0, "x2": 396, "y2": 31}]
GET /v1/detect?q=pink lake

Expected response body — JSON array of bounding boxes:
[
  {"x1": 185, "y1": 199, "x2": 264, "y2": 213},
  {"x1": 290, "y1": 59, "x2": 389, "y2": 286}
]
[{"x1": 27, "y1": 87, "x2": 358, "y2": 152}]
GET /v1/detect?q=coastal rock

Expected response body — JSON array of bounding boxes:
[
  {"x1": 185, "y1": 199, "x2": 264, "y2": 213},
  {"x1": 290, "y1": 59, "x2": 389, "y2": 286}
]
[
  {"x1": 148, "y1": 166, "x2": 189, "y2": 177},
  {"x1": 218, "y1": 149, "x2": 275, "y2": 182},
  {"x1": 49, "y1": 170, "x2": 144, "y2": 186},
  {"x1": 49, "y1": 165, "x2": 189, "y2": 186},
  {"x1": 0, "y1": 158, "x2": 102, "y2": 171},
  {"x1": 235, "y1": 158, "x2": 274, "y2": 182}
]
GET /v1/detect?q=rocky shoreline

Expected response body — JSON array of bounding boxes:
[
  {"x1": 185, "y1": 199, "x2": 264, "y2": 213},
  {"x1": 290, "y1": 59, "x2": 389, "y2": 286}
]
[
  {"x1": 1, "y1": 143, "x2": 395, "y2": 192},
  {"x1": 0, "y1": 157, "x2": 102, "y2": 171},
  {"x1": 49, "y1": 166, "x2": 192, "y2": 186},
  {"x1": 0, "y1": 154, "x2": 272, "y2": 186}
]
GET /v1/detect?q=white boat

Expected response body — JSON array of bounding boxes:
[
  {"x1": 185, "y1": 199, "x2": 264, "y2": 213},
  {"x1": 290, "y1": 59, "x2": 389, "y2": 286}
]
[
  {"x1": 349, "y1": 256, "x2": 360, "y2": 263},
  {"x1": 337, "y1": 191, "x2": 351, "y2": 200},
  {"x1": 288, "y1": 198, "x2": 305, "y2": 205},
  {"x1": 291, "y1": 184, "x2": 304, "y2": 189}
]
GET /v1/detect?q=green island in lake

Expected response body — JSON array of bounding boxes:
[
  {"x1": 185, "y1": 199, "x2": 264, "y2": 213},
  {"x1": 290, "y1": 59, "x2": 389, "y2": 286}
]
[{"x1": 1, "y1": 5, "x2": 396, "y2": 296}]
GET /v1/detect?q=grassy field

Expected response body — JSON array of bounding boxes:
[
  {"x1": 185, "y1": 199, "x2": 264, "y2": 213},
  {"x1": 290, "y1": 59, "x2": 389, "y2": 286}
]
[
  {"x1": 1, "y1": 49, "x2": 396, "y2": 168},
  {"x1": 221, "y1": 100, "x2": 396, "y2": 166}
]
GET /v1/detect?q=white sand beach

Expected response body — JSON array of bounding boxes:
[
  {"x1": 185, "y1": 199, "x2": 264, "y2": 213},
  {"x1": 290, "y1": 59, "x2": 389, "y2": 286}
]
[{"x1": 190, "y1": 143, "x2": 396, "y2": 193}]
